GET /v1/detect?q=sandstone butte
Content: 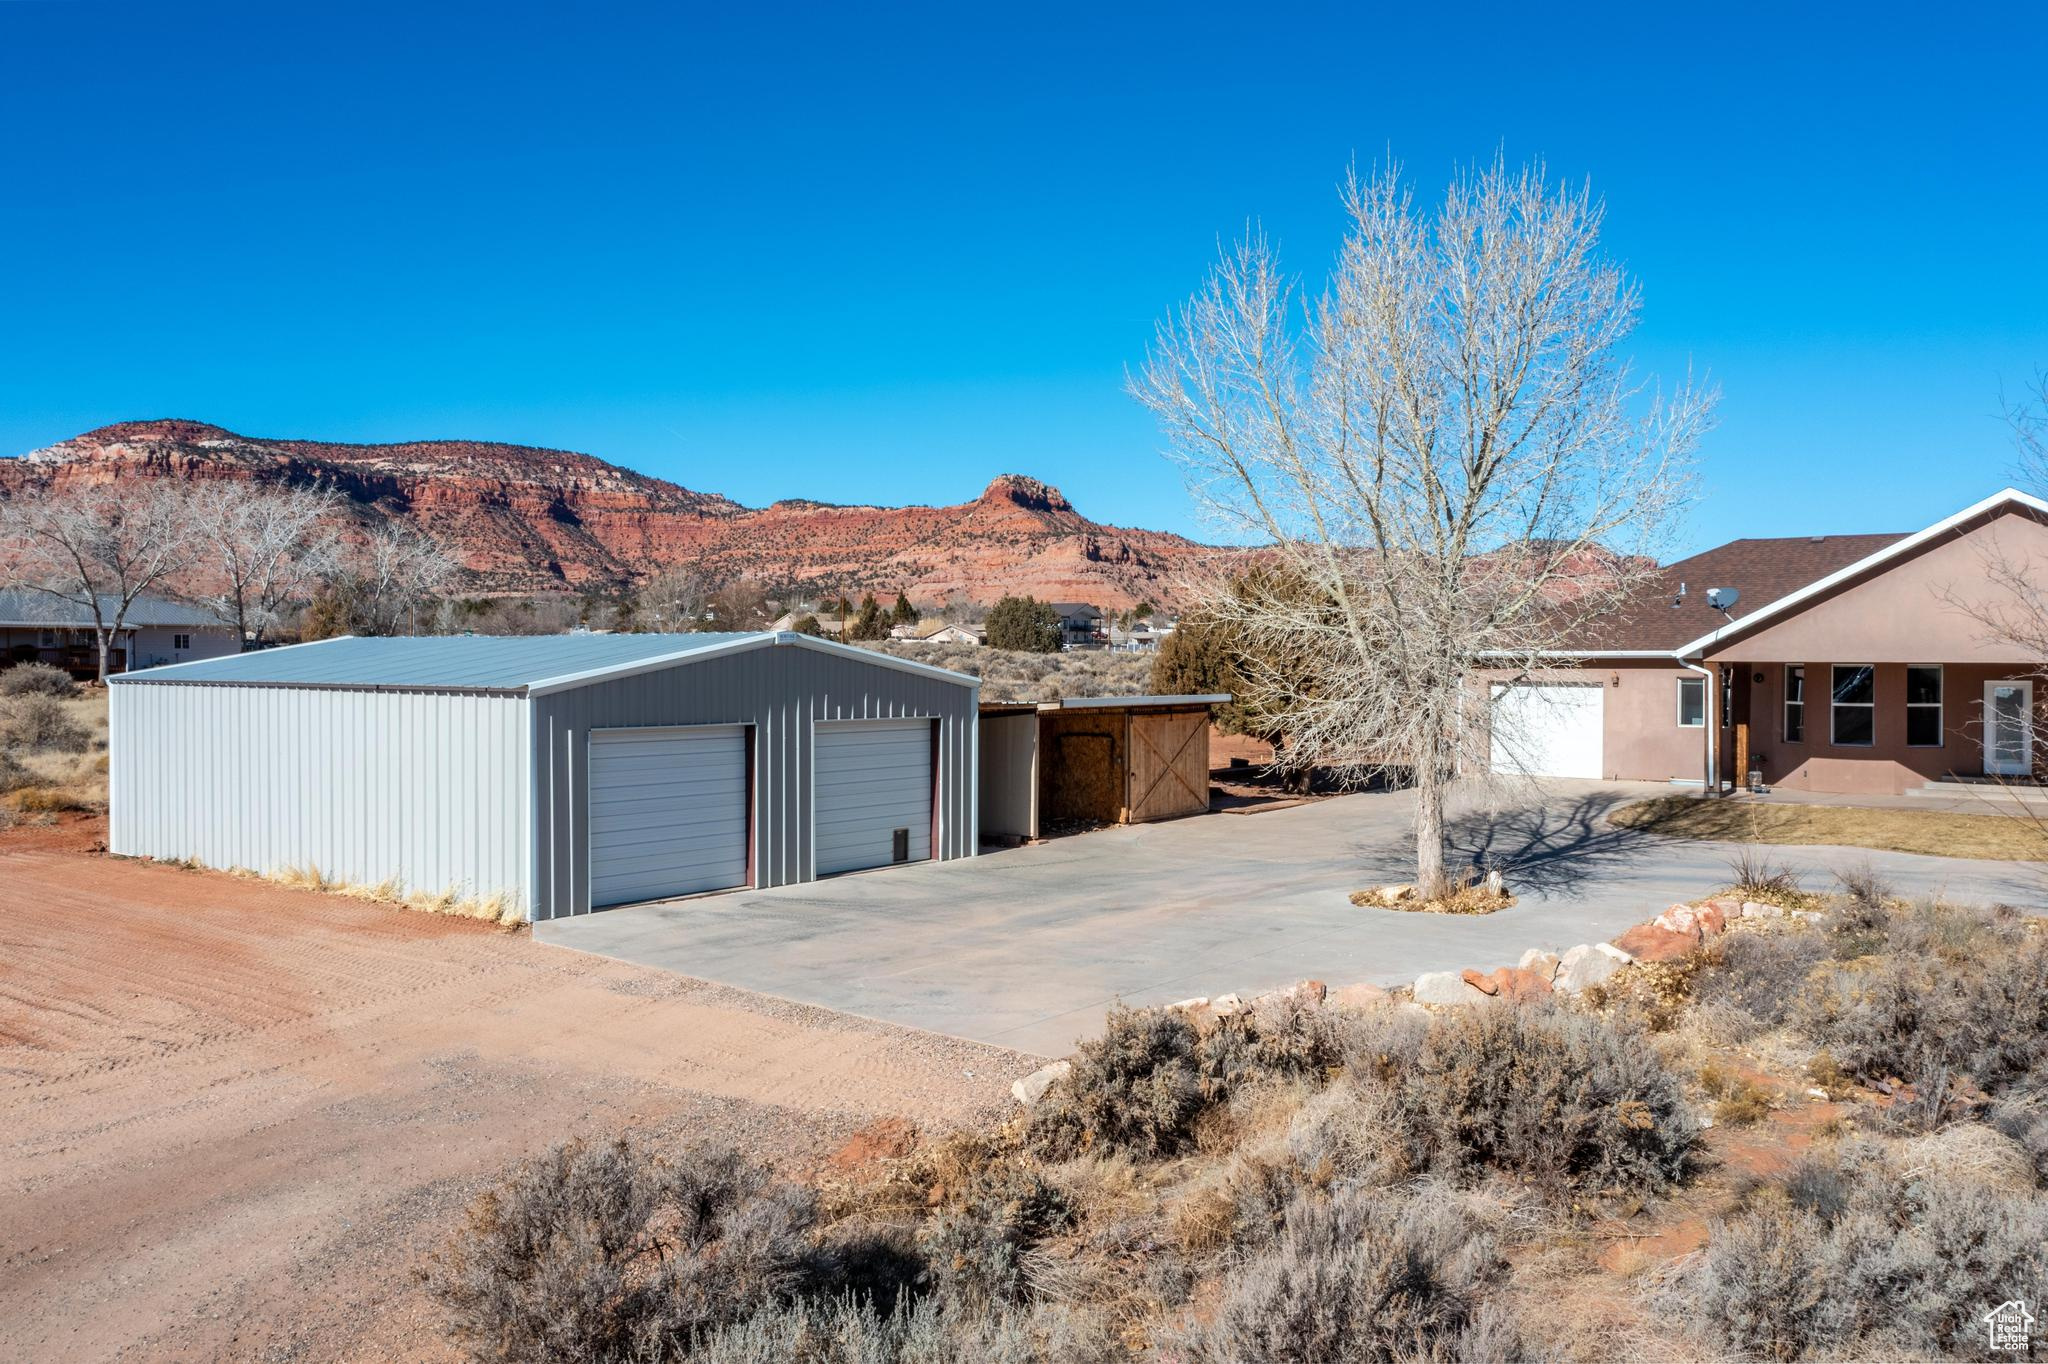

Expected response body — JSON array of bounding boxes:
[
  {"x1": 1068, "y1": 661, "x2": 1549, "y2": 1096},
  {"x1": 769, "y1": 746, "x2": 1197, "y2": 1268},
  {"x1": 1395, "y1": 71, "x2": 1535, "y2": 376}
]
[{"x1": 0, "y1": 419, "x2": 1210, "y2": 608}]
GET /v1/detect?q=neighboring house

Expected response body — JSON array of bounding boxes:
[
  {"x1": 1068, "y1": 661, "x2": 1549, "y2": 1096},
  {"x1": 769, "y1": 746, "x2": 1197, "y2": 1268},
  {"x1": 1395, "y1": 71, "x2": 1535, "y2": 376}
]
[
  {"x1": 1109, "y1": 622, "x2": 1176, "y2": 652},
  {"x1": 1047, "y1": 602, "x2": 1105, "y2": 650},
  {"x1": 904, "y1": 619, "x2": 983, "y2": 647},
  {"x1": 1488, "y1": 488, "x2": 2048, "y2": 796},
  {"x1": 0, "y1": 590, "x2": 238, "y2": 677}
]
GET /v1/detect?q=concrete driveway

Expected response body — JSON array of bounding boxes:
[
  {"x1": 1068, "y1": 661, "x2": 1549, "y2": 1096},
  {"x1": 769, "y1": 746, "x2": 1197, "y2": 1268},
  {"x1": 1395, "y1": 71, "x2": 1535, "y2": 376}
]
[{"x1": 535, "y1": 782, "x2": 2044, "y2": 1057}]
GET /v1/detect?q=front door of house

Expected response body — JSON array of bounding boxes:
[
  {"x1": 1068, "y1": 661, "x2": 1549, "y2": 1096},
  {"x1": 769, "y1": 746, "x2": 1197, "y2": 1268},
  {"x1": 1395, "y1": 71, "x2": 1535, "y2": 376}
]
[{"x1": 1983, "y1": 680, "x2": 2035, "y2": 777}]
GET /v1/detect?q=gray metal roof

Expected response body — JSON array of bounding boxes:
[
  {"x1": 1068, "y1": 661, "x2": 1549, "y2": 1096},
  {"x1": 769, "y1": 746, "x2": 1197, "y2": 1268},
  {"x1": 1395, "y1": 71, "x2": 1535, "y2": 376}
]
[
  {"x1": 110, "y1": 632, "x2": 767, "y2": 691},
  {"x1": 110, "y1": 630, "x2": 983, "y2": 694},
  {"x1": 0, "y1": 589, "x2": 223, "y2": 629}
]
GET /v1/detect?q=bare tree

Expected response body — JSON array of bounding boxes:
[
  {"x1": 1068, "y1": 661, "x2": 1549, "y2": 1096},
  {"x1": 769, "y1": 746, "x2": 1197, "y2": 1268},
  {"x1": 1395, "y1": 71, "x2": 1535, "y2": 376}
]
[
  {"x1": 354, "y1": 522, "x2": 462, "y2": 635},
  {"x1": 187, "y1": 481, "x2": 345, "y2": 648},
  {"x1": 634, "y1": 565, "x2": 710, "y2": 632},
  {"x1": 0, "y1": 483, "x2": 201, "y2": 682},
  {"x1": 1132, "y1": 158, "x2": 1714, "y2": 896}
]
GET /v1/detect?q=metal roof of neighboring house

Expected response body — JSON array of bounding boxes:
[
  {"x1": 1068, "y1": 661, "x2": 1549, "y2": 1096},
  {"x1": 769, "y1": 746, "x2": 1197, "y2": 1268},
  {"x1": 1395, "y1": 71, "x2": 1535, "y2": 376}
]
[
  {"x1": 109, "y1": 630, "x2": 979, "y2": 694},
  {"x1": 1572, "y1": 533, "x2": 1910, "y2": 653},
  {"x1": 0, "y1": 589, "x2": 224, "y2": 629},
  {"x1": 980, "y1": 693, "x2": 1232, "y2": 713}
]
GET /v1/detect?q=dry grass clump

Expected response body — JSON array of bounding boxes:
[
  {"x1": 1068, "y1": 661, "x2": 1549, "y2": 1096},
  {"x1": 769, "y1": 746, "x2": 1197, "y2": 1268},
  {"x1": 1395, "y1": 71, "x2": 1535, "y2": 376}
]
[
  {"x1": 1678, "y1": 1137, "x2": 2048, "y2": 1362},
  {"x1": 263, "y1": 865, "x2": 523, "y2": 926},
  {"x1": 0, "y1": 689, "x2": 109, "y2": 815},
  {"x1": 1698, "y1": 1062, "x2": 1774, "y2": 1126},
  {"x1": 1722, "y1": 846, "x2": 1822, "y2": 910}
]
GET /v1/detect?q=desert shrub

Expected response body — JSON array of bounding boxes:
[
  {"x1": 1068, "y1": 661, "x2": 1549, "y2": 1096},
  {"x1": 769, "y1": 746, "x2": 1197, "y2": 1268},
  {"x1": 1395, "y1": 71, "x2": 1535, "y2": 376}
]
[
  {"x1": 1391, "y1": 1005, "x2": 1702, "y2": 1197},
  {"x1": 1989, "y1": 1066, "x2": 2048, "y2": 1187},
  {"x1": 0, "y1": 750, "x2": 30, "y2": 793},
  {"x1": 1689, "y1": 926, "x2": 1827, "y2": 1031},
  {"x1": 1285, "y1": 1082, "x2": 1405, "y2": 1192},
  {"x1": 0, "y1": 694, "x2": 89, "y2": 754},
  {"x1": 1687, "y1": 1141, "x2": 2048, "y2": 1361},
  {"x1": 1176, "y1": 1184, "x2": 1517, "y2": 1364},
  {"x1": 1199, "y1": 995, "x2": 1349, "y2": 1091},
  {"x1": 423, "y1": 1140, "x2": 820, "y2": 1363},
  {"x1": 918, "y1": 1171, "x2": 1072, "y2": 1310},
  {"x1": 1699, "y1": 1062, "x2": 1774, "y2": 1126},
  {"x1": 0, "y1": 662, "x2": 76, "y2": 698},
  {"x1": 1797, "y1": 915, "x2": 2048, "y2": 1096},
  {"x1": 1024, "y1": 1007, "x2": 1207, "y2": 1159}
]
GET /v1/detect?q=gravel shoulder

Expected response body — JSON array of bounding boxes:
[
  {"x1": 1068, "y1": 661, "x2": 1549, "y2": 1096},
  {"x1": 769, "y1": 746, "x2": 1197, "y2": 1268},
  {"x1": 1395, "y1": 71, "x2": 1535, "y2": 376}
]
[{"x1": 0, "y1": 817, "x2": 1033, "y2": 1363}]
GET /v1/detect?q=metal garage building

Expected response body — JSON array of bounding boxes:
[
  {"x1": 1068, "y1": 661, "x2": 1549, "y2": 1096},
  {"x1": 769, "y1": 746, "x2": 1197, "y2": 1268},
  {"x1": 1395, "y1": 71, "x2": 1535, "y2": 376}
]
[{"x1": 109, "y1": 631, "x2": 979, "y2": 920}]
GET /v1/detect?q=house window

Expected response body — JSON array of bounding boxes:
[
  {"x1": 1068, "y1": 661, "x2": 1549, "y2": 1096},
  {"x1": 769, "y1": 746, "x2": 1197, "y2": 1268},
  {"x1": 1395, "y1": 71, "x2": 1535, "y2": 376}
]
[
  {"x1": 1831, "y1": 665, "x2": 1875, "y2": 746},
  {"x1": 1784, "y1": 666, "x2": 1805, "y2": 742},
  {"x1": 1905, "y1": 665, "x2": 1942, "y2": 747},
  {"x1": 173, "y1": 633, "x2": 192, "y2": 651},
  {"x1": 1677, "y1": 676, "x2": 1706, "y2": 727},
  {"x1": 39, "y1": 630, "x2": 56, "y2": 647}
]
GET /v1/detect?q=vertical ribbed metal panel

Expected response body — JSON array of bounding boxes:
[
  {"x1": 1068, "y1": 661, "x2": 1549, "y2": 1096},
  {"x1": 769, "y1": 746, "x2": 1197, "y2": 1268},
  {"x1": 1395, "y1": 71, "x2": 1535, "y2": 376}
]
[
  {"x1": 108, "y1": 682, "x2": 529, "y2": 911},
  {"x1": 528, "y1": 643, "x2": 976, "y2": 919}
]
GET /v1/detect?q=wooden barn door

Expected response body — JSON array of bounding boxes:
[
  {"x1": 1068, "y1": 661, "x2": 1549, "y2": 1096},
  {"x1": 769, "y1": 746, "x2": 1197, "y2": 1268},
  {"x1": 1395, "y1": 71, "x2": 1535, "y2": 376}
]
[{"x1": 1127, "y1": 710, "x2": 1211, "y2": 823}]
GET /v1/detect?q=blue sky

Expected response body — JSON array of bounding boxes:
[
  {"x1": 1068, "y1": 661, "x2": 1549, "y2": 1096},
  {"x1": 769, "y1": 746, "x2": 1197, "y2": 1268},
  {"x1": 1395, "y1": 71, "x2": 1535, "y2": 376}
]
[{"x1": 3, "y1": 3, "x2": 2043, "y2": 553}]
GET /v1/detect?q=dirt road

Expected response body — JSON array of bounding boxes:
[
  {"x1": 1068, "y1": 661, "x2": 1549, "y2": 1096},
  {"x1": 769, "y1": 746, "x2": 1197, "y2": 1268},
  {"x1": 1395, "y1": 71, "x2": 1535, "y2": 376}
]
[{"x1": 0, "y1": 818, "x2": 1032, "y2": 1362}]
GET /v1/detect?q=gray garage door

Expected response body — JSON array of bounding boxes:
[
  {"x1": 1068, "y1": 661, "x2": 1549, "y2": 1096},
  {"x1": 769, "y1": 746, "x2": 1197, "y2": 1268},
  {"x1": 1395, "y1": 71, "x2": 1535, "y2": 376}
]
[
  {"x1": 814, "y1": 718, "x2": 933, "y2": 876},
  {"x1": 588, "y1": 726, "x2": 749, "y2": 907}
]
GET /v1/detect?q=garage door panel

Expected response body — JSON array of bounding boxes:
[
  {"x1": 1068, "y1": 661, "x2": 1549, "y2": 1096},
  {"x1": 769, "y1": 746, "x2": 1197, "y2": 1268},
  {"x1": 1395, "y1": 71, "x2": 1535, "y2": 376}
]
[
  {"x1": 814, "y1": 719, "x2": 933, "y2": 876},
  {"x1": 1489, "y1": 684, "x2": 1603, "y2": 780},
  {"x1": 589, "y1": 726, "x2": 749, "y2": 907}
]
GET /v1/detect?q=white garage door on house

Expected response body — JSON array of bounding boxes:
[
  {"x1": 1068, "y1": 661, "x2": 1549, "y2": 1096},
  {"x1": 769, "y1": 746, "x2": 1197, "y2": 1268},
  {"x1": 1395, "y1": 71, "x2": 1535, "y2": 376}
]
[
  {"x1": 588, "y1": 725, "x2": 750, "y2": 907},
  {"x1": 1489, "y1": 683, "x2": 1604, "y2": 780},
  {"x1": 814, "y1": 718, "x2": 934, "y2": 876}
]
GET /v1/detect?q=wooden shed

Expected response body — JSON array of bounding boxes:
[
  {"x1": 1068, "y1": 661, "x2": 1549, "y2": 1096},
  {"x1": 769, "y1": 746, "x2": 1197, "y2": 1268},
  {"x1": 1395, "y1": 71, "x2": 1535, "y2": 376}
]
[{"x1": 978, "y1": 694, "x2": 1229, "y2": 842}]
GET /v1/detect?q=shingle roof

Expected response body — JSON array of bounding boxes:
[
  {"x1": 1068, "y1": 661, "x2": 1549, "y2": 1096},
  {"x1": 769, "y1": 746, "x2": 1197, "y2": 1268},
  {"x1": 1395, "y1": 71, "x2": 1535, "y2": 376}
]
[
  {"x1": 111, "y1": 632, "x2": 765, "y2": 691},
  {"x1": 0, "y1": 589, "x2": 223, "y2": 629},
  {"x1": 1575, "y1": 533, "x2": 1909, "y2": 653}
]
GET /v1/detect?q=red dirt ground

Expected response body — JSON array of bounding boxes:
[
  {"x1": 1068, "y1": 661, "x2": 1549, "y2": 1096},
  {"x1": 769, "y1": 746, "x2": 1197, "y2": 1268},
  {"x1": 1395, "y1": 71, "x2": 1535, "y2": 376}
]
[{"x1": 0, "y1": 817, "x2": 1029, "y2": 1362}]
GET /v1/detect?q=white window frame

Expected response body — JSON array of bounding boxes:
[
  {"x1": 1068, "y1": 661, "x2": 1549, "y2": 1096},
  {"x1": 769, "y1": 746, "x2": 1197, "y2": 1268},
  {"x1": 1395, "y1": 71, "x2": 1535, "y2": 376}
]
[
  {"x1": 1905, "y1": 664, "x2": 1943, "y2": 748},
  {"x1": 1676, "y1": 675, "x2": 1706, "y2": 728},
  {"x1": 1784, "y1": 665, "x2": 1805, "y2": 743},
  {"x1": 1830, "y1": 664, "x2": 1876, "y2": 748}
]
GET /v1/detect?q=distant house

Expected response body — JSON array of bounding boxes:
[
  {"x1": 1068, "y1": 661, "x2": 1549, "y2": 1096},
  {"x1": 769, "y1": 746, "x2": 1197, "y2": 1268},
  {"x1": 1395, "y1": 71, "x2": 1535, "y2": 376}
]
[
  {"x1": 1047, "y1": 602, "x2": 1105, "y2": 650},
  {"x1": 1109, "y1": 620, "x2": 1177, "y2": 652},
  {"x1": 0, "y1": 590, "x2": 237, "y2": 678},
  {"x1": 916, "y1": 622, "x2": 984, "y2": 647}
]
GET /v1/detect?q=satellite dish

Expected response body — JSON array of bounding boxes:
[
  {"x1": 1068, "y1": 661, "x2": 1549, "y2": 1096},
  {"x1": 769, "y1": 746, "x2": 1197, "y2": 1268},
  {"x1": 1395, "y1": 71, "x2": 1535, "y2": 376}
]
[{"x1": 1706, "y1": 587, "x2": 1740, "y2": 611}]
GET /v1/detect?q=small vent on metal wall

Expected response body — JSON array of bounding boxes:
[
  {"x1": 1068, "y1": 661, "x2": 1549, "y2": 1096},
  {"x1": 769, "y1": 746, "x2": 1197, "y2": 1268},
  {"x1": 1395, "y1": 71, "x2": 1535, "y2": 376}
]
[{"x1": 892, "y1": 828, "x2": 910, "y2": 863}]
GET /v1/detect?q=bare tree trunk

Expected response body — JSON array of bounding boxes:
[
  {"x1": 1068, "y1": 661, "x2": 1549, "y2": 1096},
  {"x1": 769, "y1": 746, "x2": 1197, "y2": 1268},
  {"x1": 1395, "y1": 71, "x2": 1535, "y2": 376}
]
[
  {"x1": 96, "y1": 629, "x2": 111, "y2": 684},
  {"x1": 1412, "y1": 746, "x2": 1449, "y2": 899}
]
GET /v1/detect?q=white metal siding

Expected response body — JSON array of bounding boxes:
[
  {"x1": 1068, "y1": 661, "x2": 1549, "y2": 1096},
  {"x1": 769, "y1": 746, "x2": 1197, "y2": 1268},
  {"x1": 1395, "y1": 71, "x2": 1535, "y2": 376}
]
[
  {"x1": 814, "y1": 718, "x2": 933, "y2": 875},
  {"x1": 1489, "y1": 682, "x2": 1605, "y2": 780},
  {"x1": 588, "y1": 726, "x2": 749, "y2": 906},
  {"x1": 108, "y1": 683, "x2": 529, "y2": 912}
]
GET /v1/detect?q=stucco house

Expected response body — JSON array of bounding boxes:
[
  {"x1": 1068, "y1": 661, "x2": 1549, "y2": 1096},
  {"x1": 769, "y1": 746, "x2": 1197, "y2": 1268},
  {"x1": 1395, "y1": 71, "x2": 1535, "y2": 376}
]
[
  {"x1": 1489, "y1": 488, "x2": 2048, "y2": 795},
  {"x1": 0, "y1": 590, "x2": 238, "y2": 677}
]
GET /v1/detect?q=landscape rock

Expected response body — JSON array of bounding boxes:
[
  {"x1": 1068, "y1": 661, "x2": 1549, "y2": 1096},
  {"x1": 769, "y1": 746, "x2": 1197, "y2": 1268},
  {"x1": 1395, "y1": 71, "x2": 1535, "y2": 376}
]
[
  {"x1": 1166, "y1": 996, "x2": 1210, "y2": 1012},
  {"x1": 1326, "y1": 982, "x2": 1392, "y2": 1011},
  {"x1": 1611, "y1": 922, "x2": 1699, "y2": 964},
  {"x1": 1210, "y1": 992, "x2": 1246, "y2": 1017},
  {"x1": 1376, "y1": 883, "x2": 1417, "y2": 905},
  {"x1": 1482, "y1": 869, "x2": 1505, "y2": 896},
  {"x1": 1517, "y1": 948, "x2": 1561, "y2": 981},
  {"x1": 1256, "y1": 979, "x2": 1327, "y2": 1008},
  {"x1": 1654, "y1": 901, "x2": 1729, "y2": 938},
  {"x1": 1411, "y1": 970, "x2": 1472, "y2": 1006},
  {"x1": 1555, "y1": 943, "x2": 1624, "y2": 994},
  {"x1": 1462, "y1": 966, "x2": 1553, "y2": 1002},
  {"x1": 1594, "y1": 942, "x2": 1635, "y2": 963},
  {"x1": 1742, "y1": 901, "x2": 1785, "y2": 919},
  {"x1": 1010, "y1": 1060, "x2": 1072, "y2": 1107}
]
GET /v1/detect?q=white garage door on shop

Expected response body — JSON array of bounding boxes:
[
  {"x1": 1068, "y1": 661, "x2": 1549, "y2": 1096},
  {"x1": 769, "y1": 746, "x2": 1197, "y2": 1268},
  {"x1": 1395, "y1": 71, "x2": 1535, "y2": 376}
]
[
  {"x1": 813, "y1": 718, "x2": 934, "y2": 876},
  {"x1": 588, "y1": 725, "x2": 750, "y2": 907},
  {"x1": 1489, "y1": 683, "x2": 1605, "y2": 780}
]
